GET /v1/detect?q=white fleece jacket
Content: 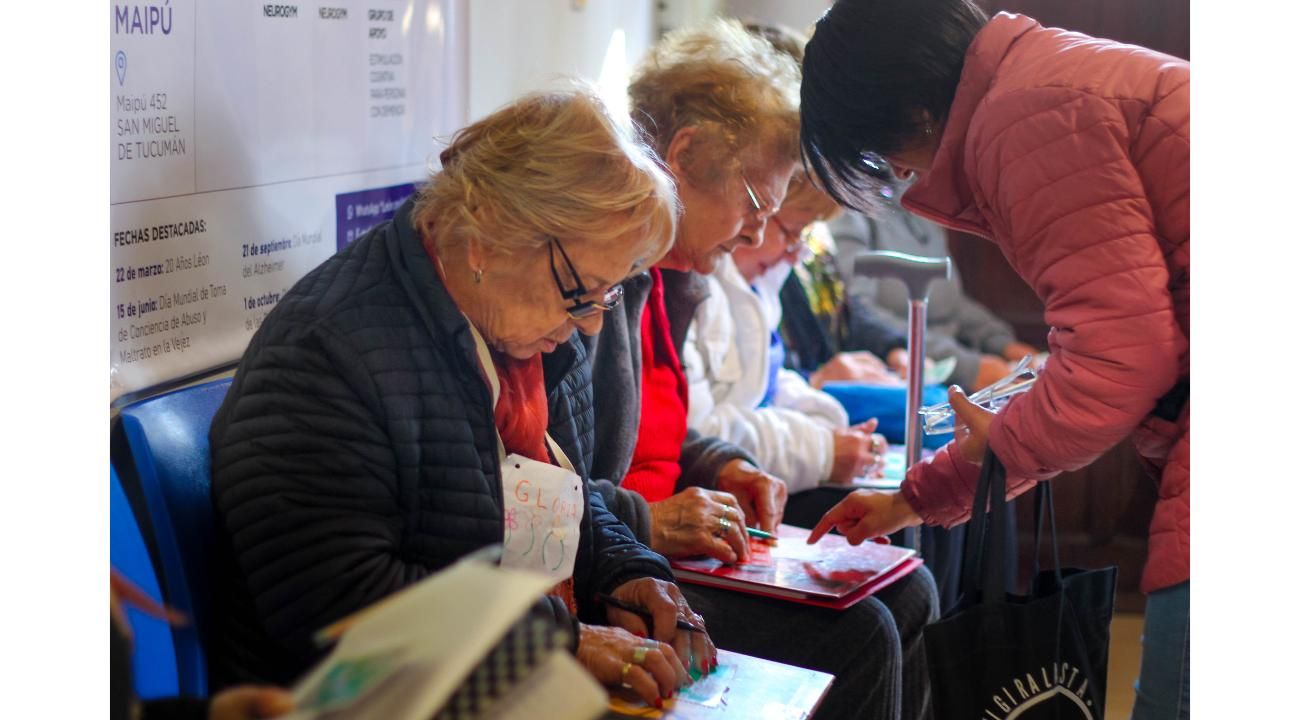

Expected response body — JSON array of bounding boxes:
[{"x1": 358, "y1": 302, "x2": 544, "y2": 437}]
[{"x1": 681, "y1": 255, "x2": 848, "y2": 493}]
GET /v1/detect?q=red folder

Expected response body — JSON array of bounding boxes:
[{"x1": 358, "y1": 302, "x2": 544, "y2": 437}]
[{"x1": 670, "y1": 524, "x2": 922, "y2": 610}]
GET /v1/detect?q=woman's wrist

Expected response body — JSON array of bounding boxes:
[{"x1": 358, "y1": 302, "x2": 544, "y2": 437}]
[
  {"x1": 647, "y1": 500, "x2": 665, "y2": 551},
  {"x1": 891, "y1": 491, "x2": 923, "y2": 528},
  {"x1": 897, "y1": 481, "x2": 935, "y2": 529},
  {"x1": 818, "y1": 425, "x2": 840, "y2": 487}
]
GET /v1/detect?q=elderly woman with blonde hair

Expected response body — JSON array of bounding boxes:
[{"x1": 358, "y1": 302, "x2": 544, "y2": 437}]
[
  {"x1": 586, "y1": 19, "x2": 938, "y2": 720},
  {"x1": 208, "y1": 88, "x2": 714, "y2": 708}
]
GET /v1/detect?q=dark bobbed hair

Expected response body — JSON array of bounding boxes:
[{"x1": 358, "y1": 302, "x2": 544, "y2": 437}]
[{"x1": 800, "y1": 0, "x2": 988, "y2": 211}]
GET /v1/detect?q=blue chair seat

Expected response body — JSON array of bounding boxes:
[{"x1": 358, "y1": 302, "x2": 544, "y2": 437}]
[
  {"x1": 111, "y1": 465, "x2": 180, "y2": 699},
  {"x1": 117, "y1": 377, "x2": 232, "y2": 697}
]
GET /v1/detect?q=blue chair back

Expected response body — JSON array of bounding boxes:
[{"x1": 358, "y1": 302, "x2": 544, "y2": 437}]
[
  {"x1": 110, "y1": 466, "x2": 180, "y2": 699},
  {"x1": 118, "y1": 377, "x2": 232, "y2": 697}
]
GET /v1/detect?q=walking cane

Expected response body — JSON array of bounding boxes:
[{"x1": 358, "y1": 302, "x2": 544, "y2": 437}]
[{"x1": 852, "y1": 251, "x2": 952, "y2": 553}]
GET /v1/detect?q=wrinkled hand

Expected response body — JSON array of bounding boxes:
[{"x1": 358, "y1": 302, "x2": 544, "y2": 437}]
[
  {"x1": 810, "y1": 351, "x2": 902, "y2": 389},
  {"x1": 577, "y1": 623, "x2": 687, "y2": 707},
  {"x1": 605, "y1": 578, "x2": 716, "y2": 684},
  {"x1": 949, "y1": 385, "x2": 994, "y2": 465},
  {"x1": 828, "y1": 419, "x2": 884, "y2": 485},
  {"x1": 973, "y1": 355, "x2": 1012, "y2": 391},
  {"x1": 650, "y1": 487, "x2": 750, "y2": 563},
  {"x1": 714, "y1": 459, "x2": 788, "y2": 533},
  {"x1": 209, "y1": 687, "x2": 294, "y2": 720},
  {"x1": 806, "y1": 490, "x2": 922, "y2": 545}
]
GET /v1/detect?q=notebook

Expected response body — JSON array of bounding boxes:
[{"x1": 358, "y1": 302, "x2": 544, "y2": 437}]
[
  {"x1": 669, "y1": 524, "x2": 921, "y2": 609},
  {"x1": 282, "y1": 553, "x2": 606, "y2": 720},
  {"x1": 607, "y1": 648, "x2": 833, "y2": 719}
]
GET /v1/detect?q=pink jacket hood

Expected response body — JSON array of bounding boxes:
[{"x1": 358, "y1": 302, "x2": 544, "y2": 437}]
[{"x1": 898, "y1": 13, "x2": 1190, "y2": 593}]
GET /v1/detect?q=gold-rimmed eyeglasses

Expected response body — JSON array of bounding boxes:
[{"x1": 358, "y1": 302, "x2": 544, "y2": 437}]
[{"x1": 740, "y1": 173, "x2": 779, "y2": 221}]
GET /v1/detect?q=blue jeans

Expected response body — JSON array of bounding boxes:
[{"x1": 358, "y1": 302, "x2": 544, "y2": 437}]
[{"x1": 1131, "y1": 581, "x2": 1190, "y2": 719}]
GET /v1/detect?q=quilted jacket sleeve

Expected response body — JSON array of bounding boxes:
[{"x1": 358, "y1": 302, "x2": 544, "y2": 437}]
[
  {"x1": 212, "y1": 321, "x2": 439, "y2": 656},
  {"x1": 587, "y1": 479, "x2": 653, "y2": 545},
  {"x1": 581, "y1": 486, "x2": 675, "y2": 604},
  {"x1": 212, "y1": 320, "x2": 575, "y2": 659},
  {"x1": 903, "y1": 88, "x2": 1186, "y2": 525}
]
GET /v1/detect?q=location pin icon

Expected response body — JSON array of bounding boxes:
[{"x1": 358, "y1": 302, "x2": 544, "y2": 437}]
[{"x1": 115, "y1": 51, "x2": 127, "y2": 86}]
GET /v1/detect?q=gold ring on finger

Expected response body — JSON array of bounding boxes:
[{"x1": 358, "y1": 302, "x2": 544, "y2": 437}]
[
  {"x1": 621, "y1": 661, "x2": 633, "y2": 683},
  {"x1": 718, "y1": 516, "x2": 732, "y2": 534}
]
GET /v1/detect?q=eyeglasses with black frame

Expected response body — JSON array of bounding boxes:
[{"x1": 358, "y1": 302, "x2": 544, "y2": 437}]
[{"x1": 548, "y1": 236, "x2": 624, "y2": 320}]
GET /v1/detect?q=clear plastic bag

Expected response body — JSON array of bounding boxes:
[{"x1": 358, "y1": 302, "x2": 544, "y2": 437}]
[{"x1": 920, "y1": 355, "x2": 1039, "y2": 435}]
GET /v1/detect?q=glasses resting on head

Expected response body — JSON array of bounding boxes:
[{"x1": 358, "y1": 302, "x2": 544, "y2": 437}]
[{"x1": 549, "y1": 236, "x2": 624, "y2": 320}]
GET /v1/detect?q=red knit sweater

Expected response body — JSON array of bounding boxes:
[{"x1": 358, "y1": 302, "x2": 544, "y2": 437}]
[{"x1": 620, "y1": 269, "x2": 689, "y2": 502}]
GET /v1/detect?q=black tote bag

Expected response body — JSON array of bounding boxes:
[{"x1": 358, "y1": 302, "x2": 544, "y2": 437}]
[{"x1": 922, "y1": 449, "x2": 1117, "y2": 719}]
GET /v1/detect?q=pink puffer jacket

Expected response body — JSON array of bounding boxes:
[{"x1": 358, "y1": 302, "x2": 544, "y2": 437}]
[{"x1": 898, "y1": 13, "x2": 1189, "y2": 593}]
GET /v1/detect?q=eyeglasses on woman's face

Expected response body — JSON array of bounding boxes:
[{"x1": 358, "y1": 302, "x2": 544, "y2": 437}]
[
  {"x1": 548, "y1": 236, "x2": 624, "y2": 320},
  {"x1": 769, "y1": 214, "x2": 808, "y2": 254},
  {"x1": 740, "y1": 172, "x2": 780, "y2": 222}
]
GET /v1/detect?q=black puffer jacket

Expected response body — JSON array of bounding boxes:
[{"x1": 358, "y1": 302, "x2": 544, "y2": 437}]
[{"x1": 208, "y1": 198, "x2": 672, "y2": 687}]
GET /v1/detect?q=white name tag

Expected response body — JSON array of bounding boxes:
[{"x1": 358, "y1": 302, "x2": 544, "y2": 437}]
[{"x1": 498, "y1": 452, "x2": 583, "y2": 582}]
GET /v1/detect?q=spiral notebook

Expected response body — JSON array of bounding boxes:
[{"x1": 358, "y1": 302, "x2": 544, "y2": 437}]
[{"x1": 669, "y1": 524, "x2": 921, "y2": 609}]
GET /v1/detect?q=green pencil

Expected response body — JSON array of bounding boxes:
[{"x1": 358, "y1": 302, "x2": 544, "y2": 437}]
[{"x1": 745, "y1": 526, "x2": 777, "y2": 542}]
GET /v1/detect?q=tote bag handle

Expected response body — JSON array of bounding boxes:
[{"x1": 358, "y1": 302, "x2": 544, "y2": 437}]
[
  {"x1": 961, "y1": 451, "x2": 1069, "y2": 604},
  {"x1": 956, "y1": 451, "x2": 1109, "y2": 712},
  {"x1": 1031, "y1": 481, "x2": 1064, "y2": 588},
  {"x1": 1034, "y1": 481, "x2": 1107, "y2": 709},
  {"x1": 958, "y1": 446, "x2": 1011, "y2": 606}
]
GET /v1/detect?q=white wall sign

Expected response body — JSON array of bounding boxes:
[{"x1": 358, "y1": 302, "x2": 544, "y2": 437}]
[{"x1": 110, "y1": 0, "x2": 467, "y2": 401}]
